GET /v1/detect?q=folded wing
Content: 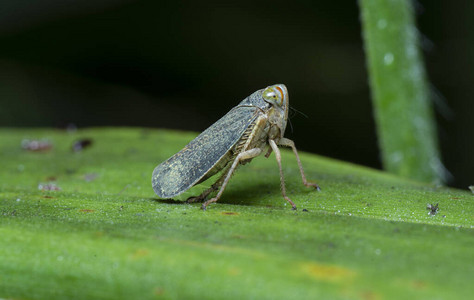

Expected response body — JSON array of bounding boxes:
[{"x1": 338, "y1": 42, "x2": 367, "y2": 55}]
[{"x1": 152, "y1": 105, "x2": 261, "y2": 198}]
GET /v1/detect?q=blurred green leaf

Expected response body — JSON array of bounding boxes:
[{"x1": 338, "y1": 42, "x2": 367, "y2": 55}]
[{"x1": 0, "y1": 128, "x2": 472, "y2": 299}]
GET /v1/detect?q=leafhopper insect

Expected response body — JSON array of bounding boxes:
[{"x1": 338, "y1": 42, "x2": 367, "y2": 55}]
[{"x1": 152, "y1": 84, "x2": 319, "y2": 210}]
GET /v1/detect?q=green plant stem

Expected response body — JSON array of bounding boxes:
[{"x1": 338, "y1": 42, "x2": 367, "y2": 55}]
[{"x1": 359, "y1": 0, "x2": 443, "y2": 183}]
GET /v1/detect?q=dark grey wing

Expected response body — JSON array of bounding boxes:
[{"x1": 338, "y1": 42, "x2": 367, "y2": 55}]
[{"x1": 152, "y1": 105, "x2": 260, "y2": 198}]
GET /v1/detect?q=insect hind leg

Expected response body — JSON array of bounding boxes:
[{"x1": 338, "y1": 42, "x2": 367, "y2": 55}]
[
  {"x1": 185, "y1": 187, "x2": 215, "y2": 203},
  {"x1": 186, "y1": 168, "x2": 229, "y2": 203},
  {"x1": 201, "y1": 148, "x2": 262, "y2": 210}
]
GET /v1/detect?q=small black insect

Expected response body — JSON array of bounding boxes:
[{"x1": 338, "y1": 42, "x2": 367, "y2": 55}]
[{"x1": 426, "y1": 203, "x2": 439, "y2": 216}]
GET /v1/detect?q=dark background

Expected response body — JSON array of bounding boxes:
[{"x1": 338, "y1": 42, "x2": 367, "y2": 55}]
[{"x1": 0, "y1": 0, "x2": 472, "y2": 188}]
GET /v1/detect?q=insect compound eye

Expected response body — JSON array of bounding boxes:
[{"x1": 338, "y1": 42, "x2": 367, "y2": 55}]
[{"x1": 262, "y1": 86, "x2": 283, "y2": 107}]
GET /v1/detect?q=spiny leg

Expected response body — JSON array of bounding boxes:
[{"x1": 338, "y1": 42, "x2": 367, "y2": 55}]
[
  {"x1": 269, "y1": 139, "x2": 297, "y2": 210},
  {"x1": 278, "y1": 137, "x2": 320, "y2": 191},
  {"x1": 202, "y1": 148, "x2": 262, "y2": 210}
]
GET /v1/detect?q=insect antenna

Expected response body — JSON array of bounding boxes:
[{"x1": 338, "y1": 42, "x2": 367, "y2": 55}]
[
  {"x1": 287, "y1": 116, "x2": 294, "y2": 133},
  {"x1": 288, "y1": 106, "x2": 310, "y2": 133},
  {"x1": 289, "y1": 106, "x2": 309, "y2": 119}
]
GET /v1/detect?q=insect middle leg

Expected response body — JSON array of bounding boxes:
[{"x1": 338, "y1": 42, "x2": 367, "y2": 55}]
[
  {"x1": 269, "y1": 139, "x2": 297, "y2": 210},
  {"x1": 277, "y1": 137, "x2": 320, "y2": 191},
  {"x1": 201, "y1": 148, "x2": 262, "y2": 210}
]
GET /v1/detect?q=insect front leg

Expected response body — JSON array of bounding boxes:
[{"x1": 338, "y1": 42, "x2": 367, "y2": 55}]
[
  {"x1": 201, "y1": 148, "x2": 262, "y2": 210},
  {"x1": 277, "y1": 137, "x2": 320, "y2": 191},
  {"x1": 269, "y1": 139, "x2": 297, "y2": 210}
]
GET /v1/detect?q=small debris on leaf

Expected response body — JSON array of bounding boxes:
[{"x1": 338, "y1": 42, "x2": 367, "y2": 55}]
[
  {"x1": 83, "y1": 173, "x2": 98, "y2": 182},
  {"x1": 221, "y1": 212, "x2": 239, "y2": 216},
  {"x1": 38, "y1": 183, "x2": 61, "y2": 191},
  {"x1": 72, "y1": 138, "x2": 93, "y2": 152},
  {"x1": 426, "y1": 203, "x2": 439, "y2": 216},
  {"x1": 21, "y1": 139, "x2": 52, "y2": 152}
]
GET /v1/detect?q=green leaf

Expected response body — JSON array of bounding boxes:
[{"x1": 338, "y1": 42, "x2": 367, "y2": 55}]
[{"x1": 0, "y1": 128, "x2": 472, "y2": 299}]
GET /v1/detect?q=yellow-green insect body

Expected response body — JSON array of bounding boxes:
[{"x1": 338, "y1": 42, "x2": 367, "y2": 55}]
[{"x1": 152, "y1": 84, "x2": 318, "y2": 210}]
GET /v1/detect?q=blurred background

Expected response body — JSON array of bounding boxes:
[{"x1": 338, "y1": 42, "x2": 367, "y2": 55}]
[{"x1": 0, "y1": 0, "x2": 472, "y2": 188}]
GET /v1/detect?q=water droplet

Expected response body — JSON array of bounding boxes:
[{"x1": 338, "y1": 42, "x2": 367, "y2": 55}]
[
  {"x1": 377, "y1": 19, "x2": 387, "y2": 29},
  {"x1": 375, "y1": 249, "x2": 381, "y2": 255},
  {"x1": 406, "y1": 44, "x2": 416, "y2": 57},
  {"x1": 389, "y1": 151, "x2": 403, "y2": 164},
  {"x1": 384, "y1": 53, "x2": 394, "y2": 65}
]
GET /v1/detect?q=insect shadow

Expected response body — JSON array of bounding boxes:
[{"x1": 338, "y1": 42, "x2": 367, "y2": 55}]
[
  {"x1": 152, "y1": 198, "x2": 187, "y2": 205},
  {"x1": 153, "y1": 180, "x2": 288, "y2": 208},
  {"x1": 218, "y1": 182, "x2": 281, "y2": 205}
]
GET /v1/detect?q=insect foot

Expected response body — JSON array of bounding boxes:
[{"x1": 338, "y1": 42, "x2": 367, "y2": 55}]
[
  {"x1": 307, "y1": 182, "x2": 321, "y2": 191},
  {"x1": 283, "y1": 195, "x2": 297, "y2": 210},
  {"x1": 201, "y1": 197, "x2": 219, "y2": 210}
]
